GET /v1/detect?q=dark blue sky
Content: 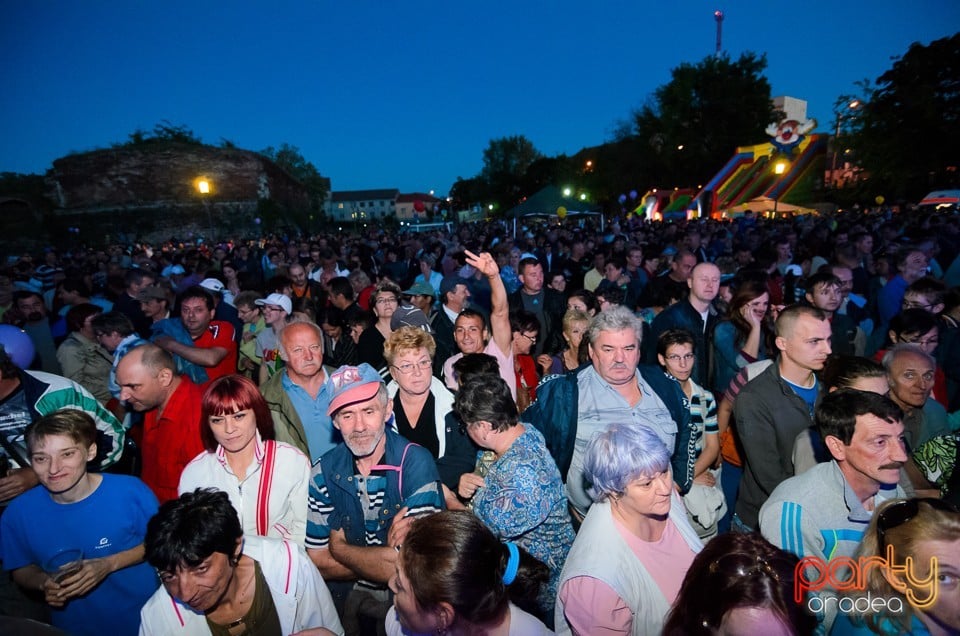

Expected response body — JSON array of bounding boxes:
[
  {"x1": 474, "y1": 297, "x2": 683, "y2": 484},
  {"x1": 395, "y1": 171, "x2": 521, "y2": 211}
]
[{"x1": 2, "y1": 2, "x2": 957, "y2": 195}]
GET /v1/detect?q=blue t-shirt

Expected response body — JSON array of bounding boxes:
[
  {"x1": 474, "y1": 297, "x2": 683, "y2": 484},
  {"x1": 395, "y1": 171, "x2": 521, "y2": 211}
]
[
  {"x1": 784, "y1": 376, "x2": 819, "y2": 419},
  {"x1": 0, "y1": 474, "x2": 159, "y2": 636}
]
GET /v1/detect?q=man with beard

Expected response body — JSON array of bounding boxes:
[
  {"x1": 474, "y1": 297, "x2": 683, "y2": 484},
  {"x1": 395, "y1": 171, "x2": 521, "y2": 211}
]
[
  {"x1": 305, "y1": 363, "x2": 443, "y2": 624},
  {"x1": 11, "y1": 290, "x2": 60, "y2": 374},
  {"x1": 759, "y1": 389, "x2": 907, "y2": 631},
  {"x1": 734, "y1": 305, "x2": 832, "y2": 531}
]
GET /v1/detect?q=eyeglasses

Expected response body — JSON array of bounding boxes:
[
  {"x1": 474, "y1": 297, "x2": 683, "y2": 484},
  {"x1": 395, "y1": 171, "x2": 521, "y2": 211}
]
[
  {"x1": 665, "y1": 353, "x2": 695, "y2": 363},
  {"x1": 901, "y1": 300, "x2": 933, "y2": 310},
  {"x1": 901, "y1": 336, "x2": 939, "y2": 348},
  {"x1": 877, "y1": 498, "x2": 958, "y2": 553},
  {"x1": 263, "y1": 305, "x2": 284, "y2": 312},
  {"x1": 519, "y1": 333, "x2": 538, "y2": 344},
  {"x1": 391, "y1": 359, "x2": 432, "y2": 375},
  {"x1": 376, "y1": 297, "x2": 399, "y2": 306}
]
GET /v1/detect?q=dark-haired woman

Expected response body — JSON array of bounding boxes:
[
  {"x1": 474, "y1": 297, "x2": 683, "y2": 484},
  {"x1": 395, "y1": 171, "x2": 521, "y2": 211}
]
[
  {"x1": 178, "y1": 374, "x2": 310, "y2": 543},
  {"x1": 141, "y1": 488, "x2": 342, "y2": 635},
  {"x1": 711, "y1": 279, "x2": 771, "y2": 394},
  {"x1": 662, "y1": 531, "x2": 816, "y2": 636},
  {"x1": 455, "y1": 374, "x2": 574, "y2": 626},
  {"x1": 386, "y1": 510, "x2": 553, "y2": 635}
]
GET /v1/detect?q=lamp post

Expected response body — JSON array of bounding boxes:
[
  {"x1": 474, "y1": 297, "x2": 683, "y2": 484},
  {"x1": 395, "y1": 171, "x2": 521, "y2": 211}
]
[
  {"x1": 773, "y1": 161, "x2": 787, "y2": 217},
  {"x1": 831, "y1": 99, "x2": 862, "y2": 188},
  {"x1": 196, "y1": 178, "x2": 215, "y2": 241}
]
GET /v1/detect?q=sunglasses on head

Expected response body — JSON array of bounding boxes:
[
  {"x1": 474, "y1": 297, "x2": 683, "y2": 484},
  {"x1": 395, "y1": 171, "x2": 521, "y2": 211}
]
[{"x1": 877, "y1": 498, "x2": 959, "y2": 552}]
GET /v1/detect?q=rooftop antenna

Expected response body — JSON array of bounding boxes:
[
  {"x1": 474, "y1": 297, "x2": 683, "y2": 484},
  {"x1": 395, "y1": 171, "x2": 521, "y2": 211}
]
[{"x1": 714, "y1": 10, "x2": 724, "y2": 56}]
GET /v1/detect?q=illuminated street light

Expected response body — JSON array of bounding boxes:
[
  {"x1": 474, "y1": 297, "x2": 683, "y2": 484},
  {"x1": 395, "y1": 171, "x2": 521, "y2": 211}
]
[
  {"x1": 563, "y1": 187, "x2": 572, "y2": 197},
  {"x1": 677, "y1": 144, "x2": 684, "y2": 151},
  {"x1": 579, "y1": 193, "x2": 587, "y2": 201},
  {"x1": 773, "y1": 161, "x2": 788, "y2": 216},
  {"x1": 196, "y1": 177, "x2": 214, "y2": 240},
  {"x1": 831, "y1": 99, "x2": 863, "y2": 187}
]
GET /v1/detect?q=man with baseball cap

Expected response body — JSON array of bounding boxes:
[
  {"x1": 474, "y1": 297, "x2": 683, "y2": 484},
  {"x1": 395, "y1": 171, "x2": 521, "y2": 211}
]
[
  {"x1": 306, "y1": 363, "x2": 444, "y2": 621},
  {"x1": 137, "y1": 284, "x2": 171, "y2": 325},
  {"x1": 401, "y1": 281, "x2": 436, "y2": 320},
  {"x1": 199, "y1": 277, "x2": 242, "y2": 339},
  {"x1": 254, "y1": 292, "x2": 292, "y2": 384}
]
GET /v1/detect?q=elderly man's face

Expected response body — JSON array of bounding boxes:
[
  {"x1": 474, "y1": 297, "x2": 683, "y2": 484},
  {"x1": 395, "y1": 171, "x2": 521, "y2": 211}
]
[
  {"x1": 589, "y1": 328, "x2": 641, "y2": 386},
  {"x1": 887, "y1": 350, "x2": 935, "y2": 409},
  {"x1": 333, "y1": 394, "x2": 391, "y2": 459}
]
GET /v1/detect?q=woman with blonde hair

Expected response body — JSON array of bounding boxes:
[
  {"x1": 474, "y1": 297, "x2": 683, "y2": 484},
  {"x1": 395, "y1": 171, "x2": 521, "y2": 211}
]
[
  {"x1": 831, "y1": 497, "x2": 960, "y2": 635},
  {"x1": 537, "y1": 309, "x2": 590, "y2": 376},
  {"x1": 384, "y1": 326, "x2": 476, "y2": 506}
]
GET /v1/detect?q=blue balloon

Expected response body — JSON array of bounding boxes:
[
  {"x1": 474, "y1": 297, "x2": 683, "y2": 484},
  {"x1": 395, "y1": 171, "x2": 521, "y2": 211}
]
[
  {"x1": 618, "y1": 194, "x2": 627, "y2": 204},
  {"x1": 0, "y1": 324, "x2": 36, "y2": 368},
  {"x1": 629, "y1": 190, "x2": 638, "y2": 200}
]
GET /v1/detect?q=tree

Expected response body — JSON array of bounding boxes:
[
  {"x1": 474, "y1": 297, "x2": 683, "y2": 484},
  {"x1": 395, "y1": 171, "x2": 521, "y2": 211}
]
[
  {"x1": 480, "y1": 135, "x2": 543, "y2": 211},
  {"x1": 849, "y1": 33, "x2": 960, "y2": 200},
  {"x1": 116, "y1": 121, "x2": 203, "y2": 147},
  {"x1": 631, "y1": 52, "x2": 778, "y2": 187},
  {"x1": 449, "y1": 176, "x2": 487, "y2": 213},
  {"x1": 260, "y1": 143, "x2": 329, "y2": 211}
]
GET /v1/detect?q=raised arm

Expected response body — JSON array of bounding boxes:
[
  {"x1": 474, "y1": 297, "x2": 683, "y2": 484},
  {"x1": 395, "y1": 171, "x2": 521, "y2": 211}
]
[{"x1": 464, "y1": 250, "x2": 511, "y2": 355}]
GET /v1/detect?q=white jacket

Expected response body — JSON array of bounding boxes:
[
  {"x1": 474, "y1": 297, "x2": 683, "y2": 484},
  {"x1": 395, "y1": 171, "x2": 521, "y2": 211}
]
[
  {"x1": 386, "y1": 375, "x2": 456, "y2": 458},
  {"x1": 178, "y1": 436, "x2": 310, "y2": 544},
  {"x1": 555, "y1": 496, "x2": 702, "y2": 636},
  {"x1": 139, "y1": 537, "x2": 343, "y2": 635}
]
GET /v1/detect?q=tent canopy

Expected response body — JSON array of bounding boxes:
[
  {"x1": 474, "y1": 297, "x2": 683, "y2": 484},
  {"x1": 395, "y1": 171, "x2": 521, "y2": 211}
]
[
  {"x1": 505, "y1": 185, "x2": 601, "y2": 218},
  {"x1": 724, "y1": 196, "x2": 818, "y2": 215}
]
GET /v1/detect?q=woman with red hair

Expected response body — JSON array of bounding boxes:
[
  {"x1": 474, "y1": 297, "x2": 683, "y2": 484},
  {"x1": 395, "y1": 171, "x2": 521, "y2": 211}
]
[{"x1": 178, "y1": 374, "x2": 311, "y2": 543}]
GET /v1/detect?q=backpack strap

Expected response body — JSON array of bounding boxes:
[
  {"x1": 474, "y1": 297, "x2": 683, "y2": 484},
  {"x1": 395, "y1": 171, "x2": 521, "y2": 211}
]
[
  {"x1": 256, "y1": 440, "x2": 277, "y2": 536},
  {"x1": 369, "y1": 442, "x2": 415, "y2": 498}
]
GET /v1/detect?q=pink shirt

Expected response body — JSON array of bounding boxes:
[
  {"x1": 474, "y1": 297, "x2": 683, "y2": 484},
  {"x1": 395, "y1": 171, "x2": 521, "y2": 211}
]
[
  {"x1": 442, "y1": 338, "x2": 516, "y2": 399},
  {"x1": 559, "y1": 516, "x2": 695, "y2": 634}
]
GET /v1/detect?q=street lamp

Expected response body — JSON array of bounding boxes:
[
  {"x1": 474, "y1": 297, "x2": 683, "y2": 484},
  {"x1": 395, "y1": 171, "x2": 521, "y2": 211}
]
[
  {"x1": 196, "y1": 178, "x2": 214, "y2": 241},
  {"x1": 773, "y1": 161, "x2": 787, "y2": 217},
  {"x1": 831, "y1": 99, "x2": 862, "y2": 188}
]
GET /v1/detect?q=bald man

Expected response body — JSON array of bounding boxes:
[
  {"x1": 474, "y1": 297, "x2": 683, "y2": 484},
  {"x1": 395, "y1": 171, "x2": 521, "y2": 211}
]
[
  {"x1": 645, "y1": 262, "x2": 721, "y2": 387},
  {"x1": 115, "y1": 344, "x2": 204, "y2": 502}
]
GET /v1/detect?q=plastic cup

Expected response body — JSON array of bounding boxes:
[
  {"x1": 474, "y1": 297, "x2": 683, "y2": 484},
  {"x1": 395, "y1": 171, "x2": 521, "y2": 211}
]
[{"x1": 44, "y1": 549, "x2": 84, "y2": 584}]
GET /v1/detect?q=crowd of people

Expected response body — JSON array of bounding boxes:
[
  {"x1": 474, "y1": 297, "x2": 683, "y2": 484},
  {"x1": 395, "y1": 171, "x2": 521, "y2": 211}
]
[{"x1": 0, "y1": 206, "x2": 959, "y2": 635}]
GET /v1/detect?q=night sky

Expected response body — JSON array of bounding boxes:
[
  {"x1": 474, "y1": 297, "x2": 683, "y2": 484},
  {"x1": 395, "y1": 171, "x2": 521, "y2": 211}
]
[{"x1": 2, "y1": 1, "x2": 957, "y2": 195}]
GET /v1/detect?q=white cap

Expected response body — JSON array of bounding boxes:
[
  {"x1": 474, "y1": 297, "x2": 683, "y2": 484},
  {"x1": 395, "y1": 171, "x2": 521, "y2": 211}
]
[{"x1": 255, "y1": 293, "x2": 292, "y2": 315}]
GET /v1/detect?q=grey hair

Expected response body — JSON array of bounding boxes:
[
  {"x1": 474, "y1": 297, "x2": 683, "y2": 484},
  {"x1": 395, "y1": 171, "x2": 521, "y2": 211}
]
[
  {"x1": 881, "y1": 343, "x2": 935, "y2": 372},
  {"x1": 277, "y1": 320, "x2": 325, "y2": 360},
  {"x1": 587, "y1": 305, "x2": 644, "y2": 347},
  {"x1": 583, "y1": 423, "x2": 671, "y2": 501}
]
